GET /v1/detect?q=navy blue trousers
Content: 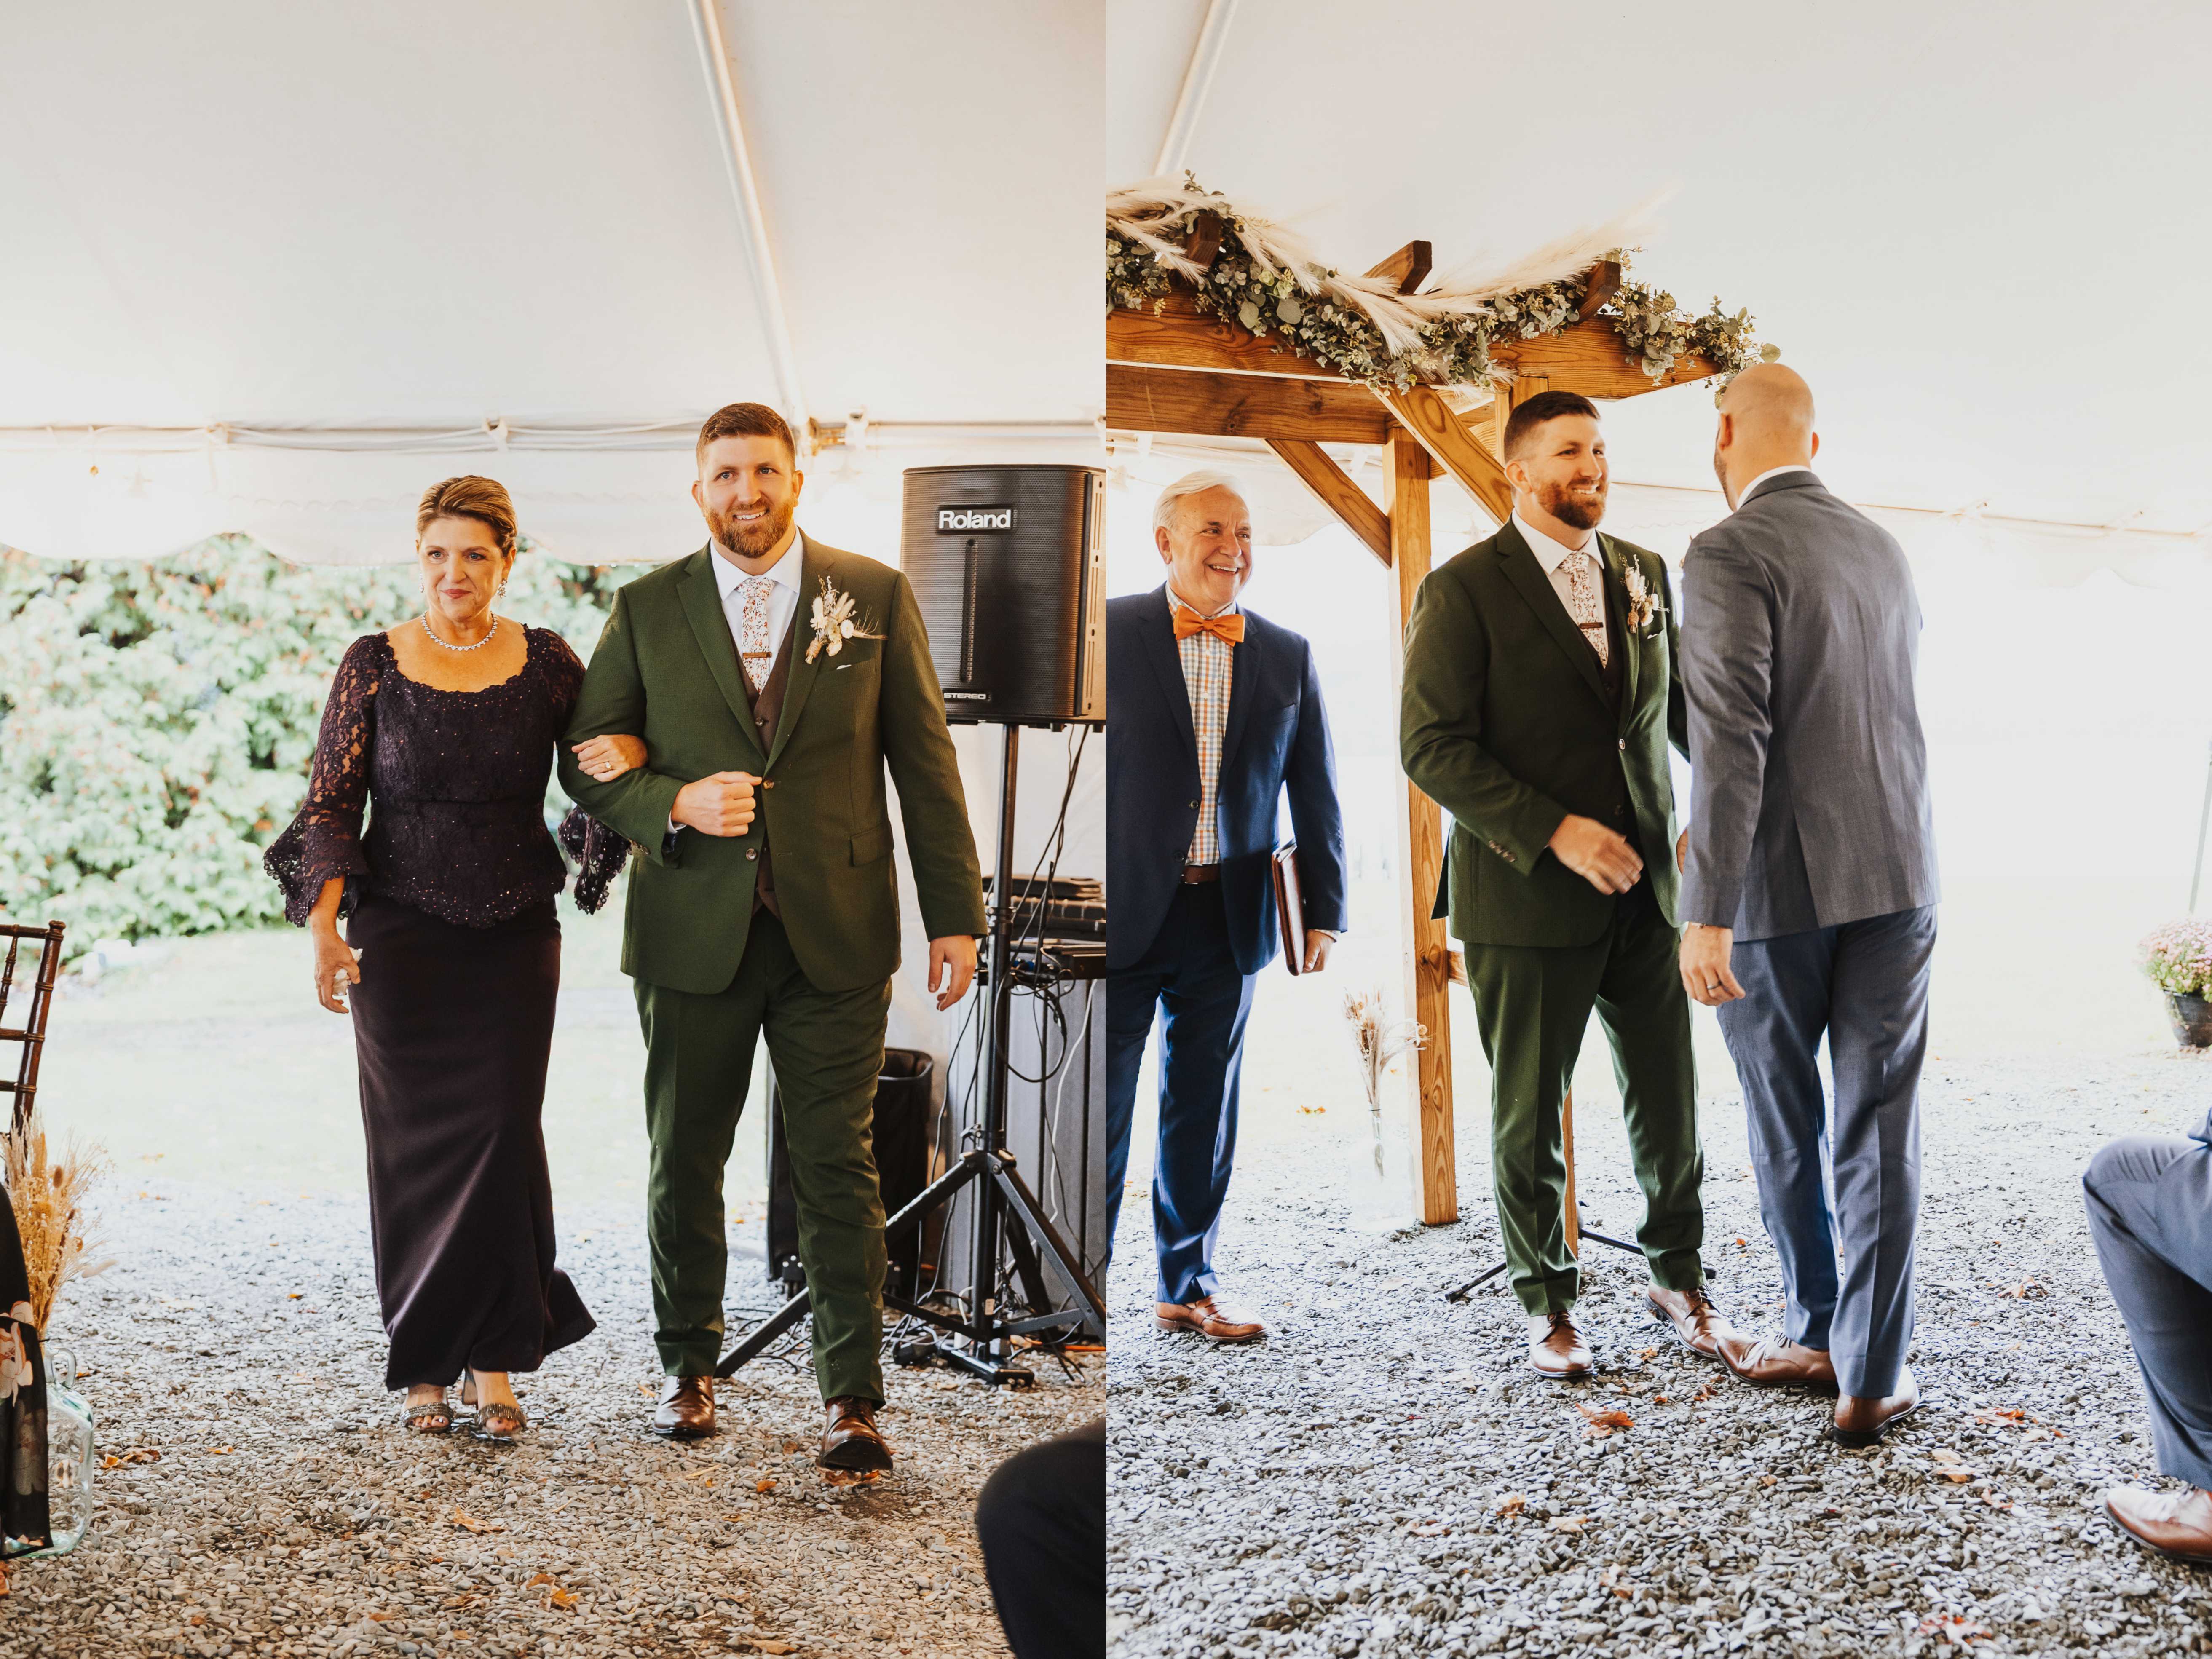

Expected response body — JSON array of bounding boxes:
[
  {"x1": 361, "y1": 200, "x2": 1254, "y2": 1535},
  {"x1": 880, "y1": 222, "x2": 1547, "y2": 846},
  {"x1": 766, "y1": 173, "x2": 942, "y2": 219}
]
[
  {"x1": 1105, "y1": 883, "x2": 1257, "y2": 1305},
  {"x1": 2083, "y1": 1132, "x2": 2212, "y2": 1489},
  {"x1": 1717, "y1": 905, "x2": 1936, "y2": 1398}
]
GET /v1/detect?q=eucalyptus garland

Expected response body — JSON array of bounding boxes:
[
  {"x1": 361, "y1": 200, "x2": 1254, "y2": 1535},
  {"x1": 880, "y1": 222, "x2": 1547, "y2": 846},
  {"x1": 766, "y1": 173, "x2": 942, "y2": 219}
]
[{"x1": 1107, "y1": 181, "x2": 1771, "y2": 393}]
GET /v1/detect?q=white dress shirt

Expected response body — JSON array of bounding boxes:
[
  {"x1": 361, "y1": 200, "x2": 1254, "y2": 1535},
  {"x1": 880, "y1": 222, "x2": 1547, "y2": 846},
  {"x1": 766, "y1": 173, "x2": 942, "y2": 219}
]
[
  {"x1": 1512, "y1": 510, "x2": 1608, "y2": 629},
  {"x1": 711, "y1": 531, "x2": 805, "y2": 663},
  {"x1": 669, "y1": 533, "x2": 804, "y2": 837},
  {"x1": 1734, "y1": 464, "x2": 1813, "y2": 510}
]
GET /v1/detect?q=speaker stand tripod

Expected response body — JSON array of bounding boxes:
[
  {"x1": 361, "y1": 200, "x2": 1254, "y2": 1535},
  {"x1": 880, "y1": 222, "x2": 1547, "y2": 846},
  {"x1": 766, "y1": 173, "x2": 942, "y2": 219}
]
[
  {"x1": 1444, "y1": 1089, "x2": 1649, "y2": 1302},
  {"x1": 718, "y1": 722, "x2": 1105, "y2": 1387}
]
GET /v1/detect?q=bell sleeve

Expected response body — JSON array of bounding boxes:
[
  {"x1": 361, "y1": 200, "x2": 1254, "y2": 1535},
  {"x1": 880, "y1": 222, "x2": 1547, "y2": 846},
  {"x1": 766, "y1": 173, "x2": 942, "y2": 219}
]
[{"x1": 263, "y1": 634, "x2": 380, "y2": 926}]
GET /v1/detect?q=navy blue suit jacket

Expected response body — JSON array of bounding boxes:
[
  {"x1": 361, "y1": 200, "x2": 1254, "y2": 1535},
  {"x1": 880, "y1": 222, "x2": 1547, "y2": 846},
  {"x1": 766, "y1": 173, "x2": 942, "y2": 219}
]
[{"x1": 1106, "y1": 586, "x2": 1348, "y2": 974}]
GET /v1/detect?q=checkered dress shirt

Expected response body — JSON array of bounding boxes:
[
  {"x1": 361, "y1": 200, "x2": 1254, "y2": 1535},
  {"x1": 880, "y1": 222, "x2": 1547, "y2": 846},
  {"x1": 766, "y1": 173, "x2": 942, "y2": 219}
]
[{"x1": 1170, "y1": 588, "x2": 1237, "y2": 866}]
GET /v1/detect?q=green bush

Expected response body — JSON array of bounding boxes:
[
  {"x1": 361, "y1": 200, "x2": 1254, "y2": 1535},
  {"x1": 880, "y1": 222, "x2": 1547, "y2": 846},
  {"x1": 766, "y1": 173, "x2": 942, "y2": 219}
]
[{"x1": 0, "y1": 536, "x2": 642, "y2": 953}]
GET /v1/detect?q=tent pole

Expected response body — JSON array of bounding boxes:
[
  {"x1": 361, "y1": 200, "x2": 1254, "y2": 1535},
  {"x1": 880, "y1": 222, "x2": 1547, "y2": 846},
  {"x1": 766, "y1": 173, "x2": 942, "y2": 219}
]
[
  {"x1": 2192, "y1": 738, "x2": 2212, "y2": 913},
  {"x1": 1154, "y1": 0, "x2": 1240, "y2": 177},
  {"x1": 686, "y1": 0, "x2": 810, "y2": 440}
]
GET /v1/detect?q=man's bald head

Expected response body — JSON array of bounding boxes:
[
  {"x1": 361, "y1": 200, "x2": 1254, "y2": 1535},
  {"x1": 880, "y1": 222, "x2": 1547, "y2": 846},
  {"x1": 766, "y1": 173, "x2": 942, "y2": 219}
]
[
  {"x1": 1719, "y1": 364, "x2": 1815, "y2": 446},
  {"x1": 1713, "y1": 362, "x2": 1820, "y2": 508}
]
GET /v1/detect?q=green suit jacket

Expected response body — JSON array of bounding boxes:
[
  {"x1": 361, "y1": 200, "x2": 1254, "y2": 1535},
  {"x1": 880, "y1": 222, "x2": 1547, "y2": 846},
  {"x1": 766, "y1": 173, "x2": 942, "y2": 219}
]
[
  {"x1": 1400, "y1": 521, "x2": 1688, "y2": 949},
  {"x1": 559, "y1": 535, "x2": 986, "y2": 995}
]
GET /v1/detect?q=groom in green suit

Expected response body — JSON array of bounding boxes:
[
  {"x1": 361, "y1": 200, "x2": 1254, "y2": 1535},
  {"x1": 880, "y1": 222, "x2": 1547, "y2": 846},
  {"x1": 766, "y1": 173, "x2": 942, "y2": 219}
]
[
  {"x1": 559, "y1": 403, "x2": 985, "y2": 1468},
  {"x1": 1401, "y1": 390, "x2": 1729, "y2": 1379}
]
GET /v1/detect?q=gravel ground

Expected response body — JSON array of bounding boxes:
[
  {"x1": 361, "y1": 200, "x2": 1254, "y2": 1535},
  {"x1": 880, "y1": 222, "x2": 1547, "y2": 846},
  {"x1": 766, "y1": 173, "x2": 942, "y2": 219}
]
[
  {"x1": 1108, "y1": 1046, "x2": 2212, "y2": 1659},
  {"x1": 9, "y1": 1181, "x2": 1100, "y2": 1659}
]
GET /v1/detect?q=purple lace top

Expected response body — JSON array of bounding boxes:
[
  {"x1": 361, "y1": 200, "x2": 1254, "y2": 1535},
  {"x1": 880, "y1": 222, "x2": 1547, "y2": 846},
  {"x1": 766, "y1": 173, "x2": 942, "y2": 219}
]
[{"x1": 264, "y1": 627, "x2": 624, "y2": 928}]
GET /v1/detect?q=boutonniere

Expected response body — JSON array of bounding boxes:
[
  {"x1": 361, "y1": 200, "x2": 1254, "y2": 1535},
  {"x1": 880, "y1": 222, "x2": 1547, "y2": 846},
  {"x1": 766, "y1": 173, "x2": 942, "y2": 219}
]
[
  {"x1": 1621, "y1": 560, "x2": 1666, "y2": 637},
  {"x1": 805, "y1": 576, "x2": 884, "y2": 664}
]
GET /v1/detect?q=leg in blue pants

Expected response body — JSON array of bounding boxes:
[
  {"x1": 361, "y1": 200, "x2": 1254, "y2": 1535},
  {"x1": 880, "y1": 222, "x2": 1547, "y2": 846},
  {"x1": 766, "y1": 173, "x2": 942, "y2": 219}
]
[
  {"x1": 1719, "y1": 905, "x2": 1935, "y2": 1398},
  {"x1": 1102, "y1": 884, "x2": 1256, "y2": 1306}
]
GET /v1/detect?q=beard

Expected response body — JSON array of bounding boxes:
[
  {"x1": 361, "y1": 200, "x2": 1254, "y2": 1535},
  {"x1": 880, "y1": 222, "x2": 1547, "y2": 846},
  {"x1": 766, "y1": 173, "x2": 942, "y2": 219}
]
[
  {"x1": 1536, "y1": 476, "x2": 1607, "y2": 531},
  {"x1": 710, "y1": 495, "x2": 796, "y2": 561}
]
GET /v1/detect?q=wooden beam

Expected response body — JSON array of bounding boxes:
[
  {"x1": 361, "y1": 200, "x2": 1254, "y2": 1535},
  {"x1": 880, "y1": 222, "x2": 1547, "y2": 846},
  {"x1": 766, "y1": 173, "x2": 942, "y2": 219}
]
[
  {"x1": 1385, "y1": 428, "x2": 1458, "y2": 1226},
  {"x1": 1266, "y1": 439, "x2": 1390, "y2": 567},
  {"x1": 1107, "y1": 362, "x2": 1393, "y2": 446},
  {"x1": 1107, "y1": 290, "x2": 1343, "y2": 380},
  {"x1": 1491, "y1": 317, "x2": 1720, "y2": 398},
  {"x1": 1365, "y1": 240, "x2": 1433, "y2": 295},
  {"x1": 1576, "y1": 259, "x2": 1622, "y2": 321},
  {"x1": 1377, "y1": 383, "x2": 1512, "y2": 525},
  {"x1": 1183, "y1": 210, "x2": 1224, "y2": 274}
]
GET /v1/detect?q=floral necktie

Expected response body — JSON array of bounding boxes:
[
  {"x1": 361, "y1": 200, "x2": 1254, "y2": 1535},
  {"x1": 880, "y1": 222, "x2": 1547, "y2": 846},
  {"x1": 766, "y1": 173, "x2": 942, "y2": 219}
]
[
  {"x1": 1564, "y1": 554, "x2": 1609, "y2": 669},
  {"x1": 738, "y1": 575, "x2": 774, "y2": 693}
]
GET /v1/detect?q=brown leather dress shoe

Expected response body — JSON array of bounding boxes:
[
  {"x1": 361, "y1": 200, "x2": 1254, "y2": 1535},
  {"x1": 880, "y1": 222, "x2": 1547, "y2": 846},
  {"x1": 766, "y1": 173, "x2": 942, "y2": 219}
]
[
  {"x1": 1647, "y1": 1285, "x2": 1735, "y2": 1358},
  {"x1": 1714, "y1": 1333, "x2": 1838, "y2": 1394},
  {"x1": 2105, "y1": 1484, "x2": 2212, "y2": 1565},
  {"x1": 1527, "y1": 1310, "x2": 1593, "y2": 1379},
  {"x1": 652, "y1": 1374, "x2": 716, "y2": 1440},
  {"x1": 819, "y1": 1396, "x2": 894, "y2": 1473},
  {"x1": 1831, "y1": 1366, "x2": 1920, "y2": 1447},
  {"x1": 1154, "y1": 1295, "x2": 1265, "y2": 1344}
]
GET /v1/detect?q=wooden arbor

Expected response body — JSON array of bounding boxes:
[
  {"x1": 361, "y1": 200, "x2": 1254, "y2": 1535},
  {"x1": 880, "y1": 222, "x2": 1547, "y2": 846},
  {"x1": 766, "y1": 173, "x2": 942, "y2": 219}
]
[{"x1": 1107, "y1": 240, "x2": 1719, "y2": 1225}]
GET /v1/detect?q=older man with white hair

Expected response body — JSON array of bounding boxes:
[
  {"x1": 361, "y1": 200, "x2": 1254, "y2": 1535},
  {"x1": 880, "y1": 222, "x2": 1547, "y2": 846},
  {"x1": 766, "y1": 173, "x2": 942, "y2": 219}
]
[{"x1": 1104, "y1": 469, "x2": 1348, "y2": 1343}]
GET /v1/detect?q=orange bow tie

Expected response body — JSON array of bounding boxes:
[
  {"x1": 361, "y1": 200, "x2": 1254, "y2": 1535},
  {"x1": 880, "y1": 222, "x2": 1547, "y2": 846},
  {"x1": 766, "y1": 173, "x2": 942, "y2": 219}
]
[{"x1": 1173, "y1": 605, "x2": 1245, "y2": 645}]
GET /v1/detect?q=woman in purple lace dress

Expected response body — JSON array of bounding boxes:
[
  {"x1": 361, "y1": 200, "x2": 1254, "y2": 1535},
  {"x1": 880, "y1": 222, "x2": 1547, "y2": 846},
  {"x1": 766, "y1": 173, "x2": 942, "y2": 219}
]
[{"x1": 265, "y1": 476, "x2": 637, "y2": 1438}]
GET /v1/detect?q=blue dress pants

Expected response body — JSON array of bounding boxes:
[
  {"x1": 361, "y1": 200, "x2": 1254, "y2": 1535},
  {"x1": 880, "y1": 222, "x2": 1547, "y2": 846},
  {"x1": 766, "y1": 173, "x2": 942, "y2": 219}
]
[
  {"x1": 1104, "y1": 883, "x2": 1258, "y2": 1305},
  {"x1": 1717, "y1": 905, "x2": 1936, "y2": 1398},
  {"x1": 2083, "y1": 1129, "x2": 2212, "y2": 1489}
]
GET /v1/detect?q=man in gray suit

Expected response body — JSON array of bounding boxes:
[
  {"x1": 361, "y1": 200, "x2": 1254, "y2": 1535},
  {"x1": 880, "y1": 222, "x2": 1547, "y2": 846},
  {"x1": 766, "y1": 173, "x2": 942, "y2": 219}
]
[
  {"x1": 2083, "y1": 1111, "x2": 2212, "y2": 1563},
  {"x1": 1676, "y1": 364, "x2": 1940, "y2": 1446}
]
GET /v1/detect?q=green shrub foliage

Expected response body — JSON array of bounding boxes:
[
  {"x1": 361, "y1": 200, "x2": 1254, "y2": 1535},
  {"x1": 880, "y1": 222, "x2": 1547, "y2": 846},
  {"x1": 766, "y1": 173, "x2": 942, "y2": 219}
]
[{"x1": 0, "y1": 536, "x2": 641, "y2": 952}]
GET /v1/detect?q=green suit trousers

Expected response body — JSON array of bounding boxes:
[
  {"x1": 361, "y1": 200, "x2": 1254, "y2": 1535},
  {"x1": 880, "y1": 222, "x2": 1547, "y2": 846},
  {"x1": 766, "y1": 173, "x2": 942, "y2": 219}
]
[
  {"x1": 635, "y1": 911, "x2": 892, "y2": 1402},
  {"x1": 1462, "y1": 884, "x2": 1705, "y2": 1316}
]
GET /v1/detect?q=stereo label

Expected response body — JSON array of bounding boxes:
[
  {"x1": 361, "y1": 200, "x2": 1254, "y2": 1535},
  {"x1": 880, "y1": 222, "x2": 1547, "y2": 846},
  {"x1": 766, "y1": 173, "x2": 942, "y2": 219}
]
[
  {"x1": 937, "y1": 505, "x2": 1015, "y2": 533},
  {"x1": 945, "y1": 690, "x2": 990, "y2": 701}
]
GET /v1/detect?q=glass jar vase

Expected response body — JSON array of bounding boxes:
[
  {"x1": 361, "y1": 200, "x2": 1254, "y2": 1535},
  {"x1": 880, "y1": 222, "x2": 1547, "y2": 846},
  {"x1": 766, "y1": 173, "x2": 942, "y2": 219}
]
[{"x1": 22, "y1": 1346, "x2": 95, "y2": 1557}]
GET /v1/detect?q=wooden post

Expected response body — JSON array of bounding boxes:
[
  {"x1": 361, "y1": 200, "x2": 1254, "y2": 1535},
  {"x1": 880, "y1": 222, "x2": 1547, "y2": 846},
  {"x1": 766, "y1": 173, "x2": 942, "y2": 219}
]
[{"x1": 1383, "y1": 428, "x2": 1457, "y2": 1226}]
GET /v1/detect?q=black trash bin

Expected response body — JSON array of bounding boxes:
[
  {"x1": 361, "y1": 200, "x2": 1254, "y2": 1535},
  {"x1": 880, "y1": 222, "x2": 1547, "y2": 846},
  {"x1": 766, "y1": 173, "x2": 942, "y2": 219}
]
[{"x1": 767, "y1": 1048, "x2": 940, "y2": 1301}]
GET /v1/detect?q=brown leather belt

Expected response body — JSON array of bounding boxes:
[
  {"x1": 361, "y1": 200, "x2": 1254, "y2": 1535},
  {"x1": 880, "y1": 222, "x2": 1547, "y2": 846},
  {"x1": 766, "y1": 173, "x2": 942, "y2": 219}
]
[{"x1": 1180, "y1": 862, "x2": 1221, "y2": 885}]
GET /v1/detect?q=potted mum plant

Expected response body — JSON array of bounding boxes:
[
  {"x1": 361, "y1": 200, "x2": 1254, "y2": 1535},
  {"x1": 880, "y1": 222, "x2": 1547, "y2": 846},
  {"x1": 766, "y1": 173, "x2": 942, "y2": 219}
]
[{"x1": 2140, "y1": 920, "x2": 2212, "y2": 1049}]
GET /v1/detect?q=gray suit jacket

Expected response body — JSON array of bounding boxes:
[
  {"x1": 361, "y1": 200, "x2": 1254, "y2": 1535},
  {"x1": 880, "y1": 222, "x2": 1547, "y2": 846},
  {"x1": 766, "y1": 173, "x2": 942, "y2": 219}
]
[{"x1": 1679, "y1": 471, "x2": 1939, "y2": 941}]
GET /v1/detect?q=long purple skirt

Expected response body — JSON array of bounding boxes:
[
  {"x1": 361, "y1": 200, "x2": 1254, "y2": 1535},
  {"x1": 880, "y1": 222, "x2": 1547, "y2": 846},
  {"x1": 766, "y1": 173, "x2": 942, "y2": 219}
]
[{"x1": 345, "y1": 892, "x2": 594, "y2": 1389}]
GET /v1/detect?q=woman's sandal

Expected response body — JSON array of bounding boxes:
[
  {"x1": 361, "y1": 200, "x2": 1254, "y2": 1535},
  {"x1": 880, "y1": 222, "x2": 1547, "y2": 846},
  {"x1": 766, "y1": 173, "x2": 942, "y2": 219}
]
[
  {"x1": 403, "y1": 1395, "x2": 454, "y2": 1434},
  {"x1": 460, "y1": 1375, "x2": 526, "y2": 1440}
]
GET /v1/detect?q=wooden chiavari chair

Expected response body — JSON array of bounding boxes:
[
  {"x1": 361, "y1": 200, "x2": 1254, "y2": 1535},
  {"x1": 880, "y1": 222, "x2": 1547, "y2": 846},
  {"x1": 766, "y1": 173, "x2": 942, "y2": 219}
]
[{"x1": 0, "y1": 922, "x2": 65, "y2": 1137}]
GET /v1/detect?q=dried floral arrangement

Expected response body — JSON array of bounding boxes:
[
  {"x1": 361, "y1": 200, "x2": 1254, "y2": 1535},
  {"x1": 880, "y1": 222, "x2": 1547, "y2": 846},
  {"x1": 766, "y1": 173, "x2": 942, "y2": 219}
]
[
  {"x1": 3, "y1": 1108, "x2": 112, "y2": 1334},
  {"x1": 1108, "y1": 177, "x2": 1772, "y2": 393},
  {"x1": 1343, "y1": 989, "x2": 1427, "y2": 1180}
]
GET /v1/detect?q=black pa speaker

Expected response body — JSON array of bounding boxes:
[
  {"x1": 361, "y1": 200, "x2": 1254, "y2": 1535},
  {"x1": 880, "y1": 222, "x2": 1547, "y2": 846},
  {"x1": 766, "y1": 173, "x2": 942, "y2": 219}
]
[{"x1": 901, "y1": 464, "x2": 1105, "y2": 728}]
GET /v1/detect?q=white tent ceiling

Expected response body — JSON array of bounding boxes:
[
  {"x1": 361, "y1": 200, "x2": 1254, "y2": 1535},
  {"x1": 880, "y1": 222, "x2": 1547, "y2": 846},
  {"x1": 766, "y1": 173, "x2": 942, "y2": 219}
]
[
  {"x1": 1106, "y1": 0, "x2": 2212, "y2": 581},
  {"x1": 0, "y1": 1, "x2": 1103, "y2": 564}
]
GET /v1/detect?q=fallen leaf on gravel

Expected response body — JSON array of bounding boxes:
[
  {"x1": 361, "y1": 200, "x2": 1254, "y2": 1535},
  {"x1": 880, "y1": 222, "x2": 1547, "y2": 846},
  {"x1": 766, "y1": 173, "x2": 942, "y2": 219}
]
[
  {"x1": 1733, "y1": 1236, "x2": 1748, "y2": 1247},
  {"x1": 755, "y1": 1477, "x2": 777, "y2": 1493},
  {"x1": 822, "y1": 1468, "x2": 881, "y2": 1487},
  {"x1": 547, "y1": 1587, "x2": 578, "y2": 1610},
  {"x1": 106, "y1": 1447, "x2": 161, "y2": 1466},
  {"x1": 1939, "y1": 1469, "x2": 1978, "y2": 1484},
  {"x1": 1547, "y1": 1515, "x2": 1588, "y2": 1533},
  {"x1": 1636, "y1": 1347, "x2": 1659, "y2": 1360},
  {"x1": 187, "y1": 1614, "x2": 206, "y2": 1627},
  {"x1": 782, "y1": 1440, "x2": 802, "y2": 1454},
  {"x1": 676, "y1": 1469, "x2": 716, "y2": 1486},
  {"x1": 1918, "y1": 1614, "x2": 1991, "y2": 1645},
  {"x1": 1575, "y1": 1404, "x2": 1633, "y2": 1439},
  {"x1": 208, "y1": 1446, "x2": 233, "y2": 1455},
  {"x1": 449, "y1": 1509, "x2": 504, "y2": 1534},
  {"x1": 526, "y1": 1573, "x2": 555, "y2": 1587},
  {"x1": 1653, "y1": 1394, "x2": 1670, "y2": 1405},
  {"x1": 1495, "y1": 1493, "x2": 1526, "y2": 1516},
  {"x1": 1689, "y1": 1385, "x2": 1715, "y2": 1403},
  {"x1": 1298, "y1": 1105, "x2": 1324, "y2": 1114},
  {"x1": 2004, "y1": 1278, "x2": 2047, "y2": 1300},
  {"x1": 753, "y1": 1644, "x2": 796, "y2": 1656},
  {"x1": 637, "y1": 1383, "x2": 656, "y2": 1397},
  {"x1": 1974, "y1": 1407, "x2": 2032, "y2": 1425},
  {"x1": 287, "y1": 1292, "x2": 303, "y2": 1300}
]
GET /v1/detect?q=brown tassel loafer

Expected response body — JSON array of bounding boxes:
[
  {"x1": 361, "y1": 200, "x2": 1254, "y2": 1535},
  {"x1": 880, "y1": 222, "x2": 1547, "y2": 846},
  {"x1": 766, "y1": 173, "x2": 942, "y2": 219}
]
[
  {"x1": 651, "y1": 1374, "x2": 717, "y2": 1440},
  {"x1": 819, "y1": 1396, "x2": 894, "y2": 1473}
]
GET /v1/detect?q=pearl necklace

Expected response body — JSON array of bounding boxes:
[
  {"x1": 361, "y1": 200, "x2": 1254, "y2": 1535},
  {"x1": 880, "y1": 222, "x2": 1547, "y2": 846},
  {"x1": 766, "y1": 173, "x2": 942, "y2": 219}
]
[{"x1": 421, "y1": 612, "x2": 498, "y2": 652}]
